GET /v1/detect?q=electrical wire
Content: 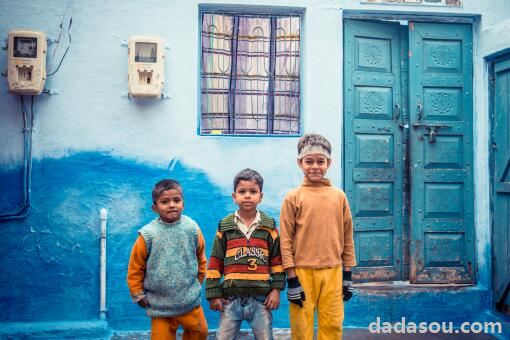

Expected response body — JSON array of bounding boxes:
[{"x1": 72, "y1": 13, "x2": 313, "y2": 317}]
[
  {"x1": 0, "y1": 95, "x2": 34, "y2": 221},
  {"x1": 47, "y1": 17, "x2": 72, "y2": 77}
]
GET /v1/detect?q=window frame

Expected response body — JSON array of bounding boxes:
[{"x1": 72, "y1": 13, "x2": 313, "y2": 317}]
[{"x1": 197, "y1": 5, "x2": 305, "y2": 137}]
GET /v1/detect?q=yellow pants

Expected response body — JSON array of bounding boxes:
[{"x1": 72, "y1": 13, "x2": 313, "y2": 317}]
[
  {"x1": 151, "y1": 306, "x2": 208, "y2": 340},
  {"x1": 290, "y1": 267, "x2": 344, "y2": 340}
]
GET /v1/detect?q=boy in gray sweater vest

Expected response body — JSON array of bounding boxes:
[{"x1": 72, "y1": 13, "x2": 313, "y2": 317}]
[{"x1": 127, "y1": 179, "x2": 208, "y2": 339}]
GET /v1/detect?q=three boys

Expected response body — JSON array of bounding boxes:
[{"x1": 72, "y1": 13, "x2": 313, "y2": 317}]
[{"x1": 127, "y1": 133, "x2": 355, "y2": 339}]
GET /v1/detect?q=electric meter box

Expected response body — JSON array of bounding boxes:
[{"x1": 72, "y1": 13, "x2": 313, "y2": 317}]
[
  {"x1": 7, "y1": 30, "x2": 47, "y2": 95},
  {"x1": 128, "y1": 36, "x2": 165, "y2": 98}
]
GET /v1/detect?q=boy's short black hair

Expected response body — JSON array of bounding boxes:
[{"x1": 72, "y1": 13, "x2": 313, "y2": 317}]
[
  {"x1": 152, "y1": 179, "x2": 183, "y2": 203},
  {"x1": 233, "y1": 168, "x2": 264, "y2": 191}
]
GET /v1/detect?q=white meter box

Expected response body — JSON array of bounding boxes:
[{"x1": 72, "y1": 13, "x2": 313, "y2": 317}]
[
  {"x1": 7, "y1": 30, "x2": 47, "y2": 95},
  {"x1": 128, "y1": 36, "x2": 165, "y2": 98}
]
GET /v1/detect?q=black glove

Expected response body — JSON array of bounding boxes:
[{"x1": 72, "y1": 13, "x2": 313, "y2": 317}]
[
  {"x1": 287, "y1": 276, "x2": 306, "y2": 307},
  {"x1": 343, "y1": 271, "x2": 353, "y2": 301}
]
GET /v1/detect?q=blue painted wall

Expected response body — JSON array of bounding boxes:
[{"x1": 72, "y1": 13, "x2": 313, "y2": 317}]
[
  {"x1": 0, "y1": 151, "x2": 495, "y2": 334},
  {"x1": 1, "y1": 0, "x2": 510, "y2": 338},
  {"x1": 0, "y1": 152, "x2": 289, "y2": 332}
]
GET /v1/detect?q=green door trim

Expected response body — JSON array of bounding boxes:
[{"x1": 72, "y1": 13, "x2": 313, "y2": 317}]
[
  {"x1": 343, "y1": 19, "x2": 475, "y2": 284},
  {"x1": 408, "y1": 22, "x2": 475, "y2": 284},
  {"x1": 342, "y1": 10, "x2": 478, "y2": 24},
  {"x1": 491, "y1": 54, "x2": 510, "y2": 314},
  {"x1": 344, "y1": 19, "x2": 404, "y2": 282}
]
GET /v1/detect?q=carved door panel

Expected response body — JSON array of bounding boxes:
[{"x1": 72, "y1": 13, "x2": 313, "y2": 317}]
[
  {"x1": 344, "y1": 20, "x2": 474, "y2": 284},
  {"x1": 344, "y1": 20, "x2": 403, "y2": 282},
  {"x1": 493, "y1": 56, "x2": 510, "y2": 313},
  {"x1": 408, "y1": 22, "x2": 475, "y2": 283}
]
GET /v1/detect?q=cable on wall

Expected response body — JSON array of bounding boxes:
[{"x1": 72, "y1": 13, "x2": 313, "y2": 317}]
[
  {"x1": 47, "y1": 2, "x2": 73, "y2": 77},
  {"x1": 0, "y1": 95, "x2": 35, "y2": 222}
]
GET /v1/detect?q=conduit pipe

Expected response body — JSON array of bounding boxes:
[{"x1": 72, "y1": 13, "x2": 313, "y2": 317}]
[
  {"x1": 100, "y1": 208, "x2": 107, "y2": 320},
  {"x1": 0, "y1": 96, "x2": 33, "y2": 221}
]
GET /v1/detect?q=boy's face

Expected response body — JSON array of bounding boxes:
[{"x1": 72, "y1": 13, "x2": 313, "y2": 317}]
[
  {"x1": 152, "y1": 189, "x2": 184, "y2": 223},
  {"x1": 298, "y1": 153, "x2": 331, "y2": 183},
  {"x1": 232, "y1": 180, "x2": 263, "y2": 213}
]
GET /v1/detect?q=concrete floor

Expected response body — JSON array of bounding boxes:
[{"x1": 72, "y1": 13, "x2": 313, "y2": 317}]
[{"x1": 110, "y1": 328, "x2": 498, "y2": 339}]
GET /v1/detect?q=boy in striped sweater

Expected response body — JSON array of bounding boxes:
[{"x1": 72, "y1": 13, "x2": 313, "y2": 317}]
[{"x1": 205, "y1": 168, "x2": 286, "y2": 340}]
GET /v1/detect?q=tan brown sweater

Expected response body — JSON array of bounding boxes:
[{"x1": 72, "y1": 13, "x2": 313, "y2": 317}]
[{"x1": 279, "y1": 178, "x2": 356, "y2": 269}]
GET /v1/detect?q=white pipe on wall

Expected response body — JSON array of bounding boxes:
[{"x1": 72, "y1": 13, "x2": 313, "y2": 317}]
[{"x1": 100, "y1": 208, "x2": 107, "y2": 320}]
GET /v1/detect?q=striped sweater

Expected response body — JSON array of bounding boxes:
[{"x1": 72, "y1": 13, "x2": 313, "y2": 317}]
[{"x1": 205, "y1": 211, "x2": 286, "y2": 299}]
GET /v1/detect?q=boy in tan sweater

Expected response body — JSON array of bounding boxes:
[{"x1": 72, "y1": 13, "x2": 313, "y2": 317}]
[{"x1": 280, "y1": 134, "x2": 356, "y2": 340}]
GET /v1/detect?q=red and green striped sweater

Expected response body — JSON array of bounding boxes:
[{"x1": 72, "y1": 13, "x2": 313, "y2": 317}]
[{"x1": 205, "y1": 211, "x2": 286, "y2": 299}]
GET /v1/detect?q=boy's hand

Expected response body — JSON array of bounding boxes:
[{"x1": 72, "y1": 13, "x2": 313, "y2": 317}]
[
  {"x1": 209, "y1": 297, "x2": 227, "y2": 311},
  {"x1": 264, "y1": 289, "x2": 280, "y2": 310},
  {"x1": 137, "y1": 297, "x2": 149, "y2": 308},
  {"x1": 287, "y1": 276, "x2": 306, "y2": 307},
  {"x1": 343, "y1": 271, "x2": 353, "y2": 301}
]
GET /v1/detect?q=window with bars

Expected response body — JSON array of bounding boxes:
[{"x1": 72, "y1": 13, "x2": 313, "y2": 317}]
[{"x1": 200, "y1": 12, "x2": 301, "y2": 135}]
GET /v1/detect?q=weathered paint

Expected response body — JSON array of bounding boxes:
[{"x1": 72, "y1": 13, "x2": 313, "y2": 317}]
[
  {"x1": 343, "y1": 19, "x2": 404, "y2": 282},
  {"x1": 0, "y1": 152, "x2": 288, "y2": 334},
  {"x1": 492, "y1": 57, "x2": 510, "y2": 314}
]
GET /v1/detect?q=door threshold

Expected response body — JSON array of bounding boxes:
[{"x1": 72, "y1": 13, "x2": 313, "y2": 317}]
[{"x1": 354, "y1": 280, "x2": 475, "y2": 291}]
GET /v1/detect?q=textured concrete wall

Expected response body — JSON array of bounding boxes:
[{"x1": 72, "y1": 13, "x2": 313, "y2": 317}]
[{"x1": 1, "y1": 0, "x2": 510, "y2": 338}]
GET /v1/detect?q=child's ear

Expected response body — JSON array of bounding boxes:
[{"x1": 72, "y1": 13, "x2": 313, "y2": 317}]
[
  {"x1": 231, "y1": 192, "x2": 236, "y2": 201},
  {"x1": 151, "y1": 204, "x2": 157, "y2": 213},
  {"x1": 296, "y1": 158, "x2": 303, "y2": 169},
  {"x1": 327, "y1": 158, "x2": 332, "y2": 168},
  {"x1": 260, "y1": 192, "x2": 264, "y2": 200}
]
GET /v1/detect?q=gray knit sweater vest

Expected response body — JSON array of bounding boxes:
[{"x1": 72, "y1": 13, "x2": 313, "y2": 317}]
[{"x1": 139, "y1": 215, "x2": 201, "y2": 317}]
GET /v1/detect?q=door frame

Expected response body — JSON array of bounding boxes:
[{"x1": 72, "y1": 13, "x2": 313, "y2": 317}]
[
  {"x1": 342, "y1": 11, "x2": 479, "y2": 284},
  {"x1": 488, "y1": 52, "x2": 510, "y2": 316}
]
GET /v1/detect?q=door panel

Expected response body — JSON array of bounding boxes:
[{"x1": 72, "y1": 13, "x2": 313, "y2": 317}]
[
  {"x1": 409, "y1": 22, "x2": 475, "y2": 283},
  {"x1": 493, "y1": 57, "x2": 510, "y2": 313},
  {"x1": 344, "y1": 20, "x2": 403, "y2": 282}
]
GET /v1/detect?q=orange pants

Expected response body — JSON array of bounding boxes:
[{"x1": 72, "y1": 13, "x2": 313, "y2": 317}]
[
  {"x1": 290, "y1": 267, "x2": 344, "y2": 340},
  {"x1": 151, "y1": 306, "x2": 208, "y2": 340}
]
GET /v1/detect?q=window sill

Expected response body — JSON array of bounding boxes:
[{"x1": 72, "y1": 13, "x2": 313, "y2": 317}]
[{"x1": 198, "y1": 133, "x2": 302, "y2": 138}]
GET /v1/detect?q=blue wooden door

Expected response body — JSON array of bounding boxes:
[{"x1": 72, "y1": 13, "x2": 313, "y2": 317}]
[
  {"x1": 344, "y1": 20, "x2": 403, "y2": 282},
  {"x1": 493, "y1": 56, "x2": 510, "y2": 313},
  {"x1": 409, "y1": 22, "x2": 475, "y2": 283}
]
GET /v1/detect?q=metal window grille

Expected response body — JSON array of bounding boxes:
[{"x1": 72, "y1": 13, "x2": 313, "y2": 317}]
[{"x1": 201, "y1": 12, "x2": 301, "y2": 135}]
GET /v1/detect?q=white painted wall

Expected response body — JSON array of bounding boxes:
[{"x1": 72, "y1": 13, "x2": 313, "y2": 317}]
[
  {"x1": 1, "y1": 0, "x2": 510, "y2": 247},
  {"x1": 1, "y1": 0, "x2": 509, "y2": 191},
  {"x1": 473, "y1": 16, "x2": 510, "y2": 289}
]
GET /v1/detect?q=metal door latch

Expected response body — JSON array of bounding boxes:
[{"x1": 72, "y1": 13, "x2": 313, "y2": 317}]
[{"x1": 412, "y1": 123, "x2": 451, "y2": 143}]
